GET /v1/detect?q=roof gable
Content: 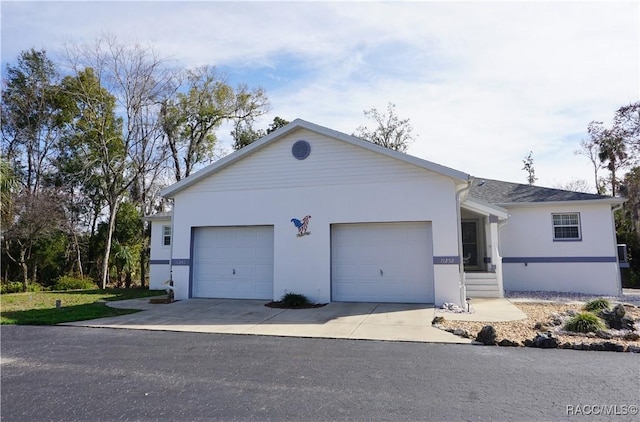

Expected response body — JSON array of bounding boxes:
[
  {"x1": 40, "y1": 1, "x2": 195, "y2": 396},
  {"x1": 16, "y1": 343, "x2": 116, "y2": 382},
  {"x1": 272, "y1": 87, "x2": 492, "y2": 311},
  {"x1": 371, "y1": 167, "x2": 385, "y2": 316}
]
[
  {"x1": 469, "y1": 178, "x2": 624, "y2": 205},
  {"x1": 160, "y1": 119, "x2": 469, "y2": 198}
]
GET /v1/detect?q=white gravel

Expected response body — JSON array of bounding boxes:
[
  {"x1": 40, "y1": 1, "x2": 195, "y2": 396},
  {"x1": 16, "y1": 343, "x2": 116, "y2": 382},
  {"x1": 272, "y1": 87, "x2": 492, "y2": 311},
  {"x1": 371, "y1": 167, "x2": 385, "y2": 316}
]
[{"x1": 505, "y1": 290, "x2": 640, "y2": 305}]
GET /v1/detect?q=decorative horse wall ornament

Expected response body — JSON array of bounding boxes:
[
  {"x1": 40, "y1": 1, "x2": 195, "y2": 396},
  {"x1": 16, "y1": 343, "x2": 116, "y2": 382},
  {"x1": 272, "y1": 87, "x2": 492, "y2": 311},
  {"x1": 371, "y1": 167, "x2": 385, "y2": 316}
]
[{"x1": 291, "y1": 215, "x2": 311, "y2": 237}]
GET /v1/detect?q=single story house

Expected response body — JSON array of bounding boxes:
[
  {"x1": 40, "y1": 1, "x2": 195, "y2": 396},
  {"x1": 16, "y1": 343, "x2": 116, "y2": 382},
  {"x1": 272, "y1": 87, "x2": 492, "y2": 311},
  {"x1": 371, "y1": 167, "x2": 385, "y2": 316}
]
[{"x1": 145, "y1": 119, "x2": 624, "y2": 306}]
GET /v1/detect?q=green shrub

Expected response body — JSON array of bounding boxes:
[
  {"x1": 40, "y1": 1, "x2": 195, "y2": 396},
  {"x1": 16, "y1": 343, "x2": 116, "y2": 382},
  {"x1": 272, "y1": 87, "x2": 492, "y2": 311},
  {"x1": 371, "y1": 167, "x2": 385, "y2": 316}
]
[
  {"x1": 25, "y1": 283, "x2": 45, "y2": 292},
  {"x1": 281, "y1": 292, "x2": 311, "y2": 308},
  {"x1": 1, "y1": 282, "x2": 24, "y2": 294},
  {"x1": 564, "y1": 312, "x2": 606, "y2": 333},
  {"x1": 53, "y1": 276, "x2": 97, "y2": 291},
  {"x1": 583, "y1": 298, "x2": 611, "y2": 312},
  {"x1": 1, "y1": 281, "x2": 47, "y2": 294}
]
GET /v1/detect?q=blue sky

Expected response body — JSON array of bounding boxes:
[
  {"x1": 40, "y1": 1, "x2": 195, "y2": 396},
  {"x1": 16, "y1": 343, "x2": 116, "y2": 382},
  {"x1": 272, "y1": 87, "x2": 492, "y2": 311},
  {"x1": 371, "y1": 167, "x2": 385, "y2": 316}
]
[{"x1": 2, "y1": 0, "x2": 639, "y2": 189}]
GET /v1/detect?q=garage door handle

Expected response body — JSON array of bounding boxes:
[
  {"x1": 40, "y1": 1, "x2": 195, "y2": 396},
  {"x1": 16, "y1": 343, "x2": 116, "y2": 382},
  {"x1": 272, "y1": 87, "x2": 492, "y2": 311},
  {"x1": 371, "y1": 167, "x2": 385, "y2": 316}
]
[
  {"x1": 380, "y1": 269, "x2": 383, "y2": 276},
  {"x1": 233, "y1": 269, "x2": 236, "y2": 275}
]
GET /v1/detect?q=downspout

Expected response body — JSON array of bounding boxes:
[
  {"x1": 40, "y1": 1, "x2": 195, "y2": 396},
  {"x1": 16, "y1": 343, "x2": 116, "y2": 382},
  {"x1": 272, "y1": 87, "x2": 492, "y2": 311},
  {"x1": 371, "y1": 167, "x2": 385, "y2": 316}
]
[
  {"x1": 168, "y1": 198, "x2": 176, "y2": 299},
  {"x1": 456, "y1": 177, "x2": 473, "y2": 307},
  {"x1": 611, "y1": 203, "x2": 623, "y2": 297}
]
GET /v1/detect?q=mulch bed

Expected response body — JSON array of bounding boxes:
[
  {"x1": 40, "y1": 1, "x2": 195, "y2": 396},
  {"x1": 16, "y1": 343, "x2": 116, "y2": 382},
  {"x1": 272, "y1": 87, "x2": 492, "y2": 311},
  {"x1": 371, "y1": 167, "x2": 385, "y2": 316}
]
[{"x1": 264, "y1": 301, "x2": 327, "y2": 309}]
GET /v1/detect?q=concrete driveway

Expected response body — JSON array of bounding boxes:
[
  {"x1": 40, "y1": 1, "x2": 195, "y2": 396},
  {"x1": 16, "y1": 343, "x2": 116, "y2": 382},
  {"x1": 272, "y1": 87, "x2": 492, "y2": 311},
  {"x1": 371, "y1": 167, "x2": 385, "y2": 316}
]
[{"x1": 63, "y1": 297, "x2": 527, "y2": 344}]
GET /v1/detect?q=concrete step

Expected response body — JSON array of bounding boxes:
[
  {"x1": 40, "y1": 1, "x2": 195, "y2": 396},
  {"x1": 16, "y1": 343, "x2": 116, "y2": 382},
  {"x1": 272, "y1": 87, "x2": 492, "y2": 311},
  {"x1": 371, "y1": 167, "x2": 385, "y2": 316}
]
[
  {"x1": 466, "y1": 289, "x2": 502, "y2": 298},
  {"x1": 465, "y1": 272, "x2": 498, "y2": 280},
  {"x1": 464, "y1": 271, "x2": 501, "y2": 298},
  {"x1": 466, "y1": 284, "x2": 500, "y2": 291},
  {"x1": 465, "y1": 278, "x2": 498, "y2": 285}
]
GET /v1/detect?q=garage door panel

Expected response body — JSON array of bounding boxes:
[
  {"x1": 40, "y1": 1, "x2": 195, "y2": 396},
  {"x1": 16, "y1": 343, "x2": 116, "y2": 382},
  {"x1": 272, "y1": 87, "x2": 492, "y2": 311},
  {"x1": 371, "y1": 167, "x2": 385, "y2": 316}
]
[
  {"x1": 334, "y1": 264, "x2": 408, "y2": 279},
  {"x1": 254, "y1": 281, "x2": 273, "y2": 296},
  {"x1": 192, "y1": 226, "x2": 274, "y2": 300},
  {"x1": 333, "y1": 248, "x2": 380, "y2": 264},
  {"x1": 255, "y1": 263, "x2": 274, "y2": 278},
  {"x1": 254, "y1": 247, "x2": 273, "y2": 261},
  {"x1": 331, "y1": 222, "x2": 434, "y2": 303}
]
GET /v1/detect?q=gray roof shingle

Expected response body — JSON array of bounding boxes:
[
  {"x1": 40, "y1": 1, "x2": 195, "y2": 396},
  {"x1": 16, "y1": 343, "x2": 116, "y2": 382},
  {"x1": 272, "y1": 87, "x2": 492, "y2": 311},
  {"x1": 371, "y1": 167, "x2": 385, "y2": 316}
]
[{"x1": 469, "y1": 178, "x2": 616, "y2": 204}]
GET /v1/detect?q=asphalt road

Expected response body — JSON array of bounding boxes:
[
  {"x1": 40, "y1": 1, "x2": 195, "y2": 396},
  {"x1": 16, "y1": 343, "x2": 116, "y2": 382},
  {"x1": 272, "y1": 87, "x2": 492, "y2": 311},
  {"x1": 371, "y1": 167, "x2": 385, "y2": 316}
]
[{"x1": 1, "y1": 326, "x2": 639, "y2": 422}]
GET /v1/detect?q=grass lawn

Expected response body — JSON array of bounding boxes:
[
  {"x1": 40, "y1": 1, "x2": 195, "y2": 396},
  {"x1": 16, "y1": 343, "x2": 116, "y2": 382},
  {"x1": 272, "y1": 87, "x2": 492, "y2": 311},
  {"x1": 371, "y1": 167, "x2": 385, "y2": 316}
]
[{"x1": 1, "y1": 288, "x2": 166, "y2": 325}]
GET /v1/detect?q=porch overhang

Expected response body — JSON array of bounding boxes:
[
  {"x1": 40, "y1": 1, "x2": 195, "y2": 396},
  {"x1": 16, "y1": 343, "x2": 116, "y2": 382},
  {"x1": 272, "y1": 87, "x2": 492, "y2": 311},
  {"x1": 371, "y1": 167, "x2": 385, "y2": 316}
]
[{"x1": 461, "y1": 198, "x2": 509, "y2": 220}]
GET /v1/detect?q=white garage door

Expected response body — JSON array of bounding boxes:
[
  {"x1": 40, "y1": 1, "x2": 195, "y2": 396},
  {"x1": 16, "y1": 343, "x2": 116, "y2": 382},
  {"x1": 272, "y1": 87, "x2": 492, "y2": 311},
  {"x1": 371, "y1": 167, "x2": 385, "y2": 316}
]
[
  {"x1": 192, "y1": 226, "x2": 274, "y2": 299},
  {"x1": 331, "y1": 222, "x2": 434, "y2": 303}
]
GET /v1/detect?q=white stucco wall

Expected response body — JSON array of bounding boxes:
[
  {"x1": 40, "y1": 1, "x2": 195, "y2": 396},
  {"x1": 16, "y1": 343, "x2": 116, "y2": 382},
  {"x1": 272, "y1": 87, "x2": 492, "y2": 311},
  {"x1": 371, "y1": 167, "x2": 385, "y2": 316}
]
[
  {"x1": 148, "y1": 219, "x2": 171, "y2": 290},
  {"x1": 167, "y1": 128, "x2": 465, "y2": 305},
  {"x1": 499, "y1": 203, "x2": 620, "y2": 295}
]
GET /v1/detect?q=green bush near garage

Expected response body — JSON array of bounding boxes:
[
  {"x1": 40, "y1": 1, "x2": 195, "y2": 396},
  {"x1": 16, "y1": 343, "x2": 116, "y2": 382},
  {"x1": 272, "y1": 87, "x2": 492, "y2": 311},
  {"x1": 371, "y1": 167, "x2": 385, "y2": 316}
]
[{"x1": 564, "y1": 312, "x2": 606, "y2": 334}]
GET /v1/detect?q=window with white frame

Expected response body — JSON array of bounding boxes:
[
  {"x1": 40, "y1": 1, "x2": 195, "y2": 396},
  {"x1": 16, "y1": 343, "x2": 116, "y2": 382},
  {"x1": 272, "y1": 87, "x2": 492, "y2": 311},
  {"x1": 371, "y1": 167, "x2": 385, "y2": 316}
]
[
  {"x1": 552, "y1": 213, "x2": 581, "y2": 241},
  {"x1": 162, "y1": 225, "x2": 172, "y2": 246}
]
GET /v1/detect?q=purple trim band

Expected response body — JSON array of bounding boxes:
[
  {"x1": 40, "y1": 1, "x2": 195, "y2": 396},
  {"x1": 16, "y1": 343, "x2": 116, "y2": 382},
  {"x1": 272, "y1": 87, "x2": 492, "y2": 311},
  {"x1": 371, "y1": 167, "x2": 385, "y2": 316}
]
[
  {"x1": 503, "y1": 256, "x2": 617, "y2": 264},
  {"x1": 433, "y1": 256, "x2": 460, "y2": 265},
  {"x1": 150, "y1": 260, "x2": 170, "y2": 265}
]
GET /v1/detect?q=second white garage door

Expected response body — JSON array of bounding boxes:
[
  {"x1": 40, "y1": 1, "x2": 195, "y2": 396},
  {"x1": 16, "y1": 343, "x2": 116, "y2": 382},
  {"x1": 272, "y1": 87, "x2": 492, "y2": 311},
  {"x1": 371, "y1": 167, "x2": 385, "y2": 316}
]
[
  {"x1": 192, "y1": 226, "x2": 274, "y2": 299},
  {"x1": 331, "y1": 222, "x2": 434, "y2": 303}
]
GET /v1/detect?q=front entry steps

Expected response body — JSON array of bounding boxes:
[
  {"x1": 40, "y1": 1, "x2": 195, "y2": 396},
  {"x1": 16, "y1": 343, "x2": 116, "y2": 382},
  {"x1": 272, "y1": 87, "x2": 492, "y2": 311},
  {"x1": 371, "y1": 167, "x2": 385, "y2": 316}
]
[{"x1": 465, "y1": 272, "x2": 501, "y2": 298}]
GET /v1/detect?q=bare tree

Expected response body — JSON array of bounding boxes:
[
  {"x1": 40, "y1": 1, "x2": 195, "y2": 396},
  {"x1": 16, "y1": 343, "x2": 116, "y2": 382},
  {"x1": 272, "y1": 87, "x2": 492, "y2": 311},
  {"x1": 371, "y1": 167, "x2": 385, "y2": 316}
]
[
  {"x1": 575, "y1": 134, "x2": 605, "y2": 194},
  {"x1": 353, "y1": 103, "x2": 416, "y2": 153},
  {"x1": 62, "y1": 35, "x2": 179, "y2": 288},
  {"x1": 554, "y1": 178, "x2": 591, "y2": 193},
  {"x1": 522, "y1": 151, "x2": 537, "y2": 185},
  {"x1": 3, "y1": 189, "x2": 64, "y2": 290}
]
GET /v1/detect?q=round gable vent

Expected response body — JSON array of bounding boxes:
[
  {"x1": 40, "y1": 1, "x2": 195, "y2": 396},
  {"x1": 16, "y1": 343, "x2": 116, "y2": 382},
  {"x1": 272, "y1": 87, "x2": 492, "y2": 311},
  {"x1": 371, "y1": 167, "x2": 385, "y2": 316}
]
[{"x1": 292, "y1": 140, "x2": 311, "y2": 160}]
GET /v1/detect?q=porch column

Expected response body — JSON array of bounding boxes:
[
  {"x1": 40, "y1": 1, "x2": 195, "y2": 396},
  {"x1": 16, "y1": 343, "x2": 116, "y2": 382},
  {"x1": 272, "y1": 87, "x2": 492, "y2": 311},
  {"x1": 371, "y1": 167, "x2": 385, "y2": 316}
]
[{"x1": 488, "y1": 215, "x2": 504, "y2": 297}]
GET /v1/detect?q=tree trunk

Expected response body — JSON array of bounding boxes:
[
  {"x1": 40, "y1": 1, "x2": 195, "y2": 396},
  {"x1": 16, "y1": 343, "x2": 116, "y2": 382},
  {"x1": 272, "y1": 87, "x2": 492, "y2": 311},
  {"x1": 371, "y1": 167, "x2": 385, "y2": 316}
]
[
  {"x1": 100, "y1": 201, "x2": 119, "y2": 289},
  {"x1": 125, "y1": 271, "x2": 132, "y2": 289},
  {"x1": 72, "y1": 230, "x2": 83, "y2": 278},
  {"x1": 140, "y1": 248, "x2": 147, "y2": 288},
  {"x1": 20, "y1": 248, "x2": 28, "y2": 292},
  {"x1": 140, "y1": 221, "x2": 150, "y2": 288}
]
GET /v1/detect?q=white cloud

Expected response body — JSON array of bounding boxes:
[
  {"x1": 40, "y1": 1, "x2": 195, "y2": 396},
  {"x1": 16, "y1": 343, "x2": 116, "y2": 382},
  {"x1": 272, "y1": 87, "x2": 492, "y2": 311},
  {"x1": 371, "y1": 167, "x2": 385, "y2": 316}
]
[{"x1": 2, "y1": 1, "x2": 638, "y2": 190}]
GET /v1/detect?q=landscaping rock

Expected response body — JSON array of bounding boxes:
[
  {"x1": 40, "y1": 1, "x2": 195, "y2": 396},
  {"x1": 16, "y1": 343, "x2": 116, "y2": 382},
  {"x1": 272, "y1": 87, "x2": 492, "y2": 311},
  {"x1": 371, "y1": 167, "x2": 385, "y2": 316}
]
[
  {"x1": 599, "y1": 304, "x2": 634, "y2": 330},
  {"x1": 590, "y1": 342, "x2": 605, "y2": 351},
  {"x1": 627, "y1": 345, "x2": 640, "y2": 353},
  {"x1": 608, "y1": 342, "x2": 625, "y2": 352},
  {"x1": 498, "y1": 339, "x2": 520, "y2": 347},
  {"x1": 623, "y1": 332, "x2": 640, "y2": 341},
  {"x1": 621, "y1": 317, "x2": 636, "y2": 331},
  {"x1": 475, "y1": 325, "x2": 497, "y2": 345},
  {"x1": 534, "y1": 322, "x2": 549, "y2": 331},
  {"x1": 595, "y1": 330, "x2": 613, "y2": 340},
  {"x1": 549, "y1": 313, "x2": 563, "y2": 326},
  {"x1": 453, "y1": 328, "x2": 470, "y2": 338},
  {"x1": 590, "y1": 342, "x2": 624, "y2": 352},
  {"x1": 566, "y1": 309, "x2": 578, "y2": 317},
  {"x1": 526, "y1": 332, "x2": 559, "y2": 349},
  {"x1": 431, "y1": 316, "x2": 445, "y2": 325},
  {"x1": 572, "y1": 342, "x2": 587, "y2": 350},
  {"x1": 440, "y1": 302, "x2": 466, "y2": 313}
]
